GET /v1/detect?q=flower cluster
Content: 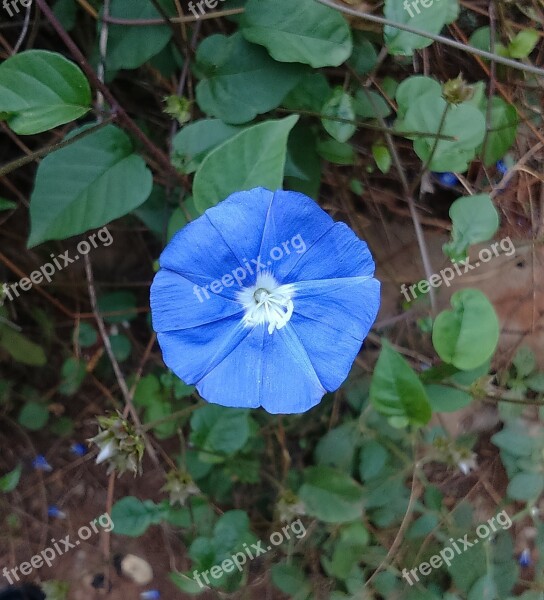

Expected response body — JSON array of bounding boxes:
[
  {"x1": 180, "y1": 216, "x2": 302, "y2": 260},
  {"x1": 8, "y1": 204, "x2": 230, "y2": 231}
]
[{"x1": 89, "y1": 414, "x2": 145, "y2": 477}]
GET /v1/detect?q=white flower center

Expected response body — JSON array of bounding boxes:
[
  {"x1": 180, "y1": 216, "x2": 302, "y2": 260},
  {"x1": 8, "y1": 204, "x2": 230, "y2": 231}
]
[{"x1": 237, "y1": 272, "x2": 294, "y2": 334}]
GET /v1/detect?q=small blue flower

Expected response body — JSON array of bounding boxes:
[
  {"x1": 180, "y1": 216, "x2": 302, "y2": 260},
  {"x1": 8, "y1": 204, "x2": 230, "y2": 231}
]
[
  {"x1": 47, "y1": 505, "x2": 66, "y2": 519},
  {"x1": 140, "y1": 591, "x2": 160, "y2": 600},
  {"x1": 496, "y1": 159, "x2": 508, "y2": 175},
  {"x1": 70, "y1": 443, "x2": 87, "y2": 457},
  {"x1": 519, "y1": 548, "x2": 531, "y2": 567},
  {"x1": 150, "y1": 188, "x2": 380, "y2": 414},
  {"x1": 434, "y1": 172, "x2": 459, "y2": 187},
  {"x1": 32, "y1": 455, "x2": 52, "y2": 472}
]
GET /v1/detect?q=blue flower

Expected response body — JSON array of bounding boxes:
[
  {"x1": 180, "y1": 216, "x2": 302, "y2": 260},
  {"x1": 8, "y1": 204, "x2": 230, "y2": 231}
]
[
  {"x1": 519, "y1": 548, "x2": 531, "y2": 567},
  {"x1": 434, "y1": 172, "x2": 459, "y2": 187},
  {"x1": 496, "y1": 159, "x2": 508, "y2": 175},
  {"x1": 32, "y1": 454, "x2": 52, "y2": 472},
  {"x1": 150, "y1": 188, "x2": 380, "y2": 414}
]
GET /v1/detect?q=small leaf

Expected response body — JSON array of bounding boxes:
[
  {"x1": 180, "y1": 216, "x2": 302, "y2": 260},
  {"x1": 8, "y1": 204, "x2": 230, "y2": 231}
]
[
  {"x1": 18, "y1": 401, "x2": 49, "y2": 431},
  {"x1": 0, "y1": 464, "x2": 22, "y2": 492},
  {"x1": 0, "y1": 325, "x2": 47, "y2": 366},
  {"x1": 0, "y1": 50, "x2": 91, "y2": 135},
  {"x1": 321, "y1": 88, "x2": 356, "y2": 143},
  {"x1": 443, "y1": 194, "x2": 499, "y2": 260},
  {"x1": 507, "y1": 472, "x2": 544, "y2": 501},
  {"x1": 432, "y1": 289, "x2": 499, "y2": 370},
  {"x1": 0, "y1": 198, "x2": 16, "y2": 212},
  {"x1": 111, "y1": 496, "x2": 166, "y2": 536},
  {"x1": 479, "y1": 97, "x2": 518, "y2": 167},
  {"x1": 271, "y1": 564, "x2": 311, "y2": 600},
  {"x1": 372, "y1": 142, "x2": 392, "y2": 174},
  {"x1": 190, "y1": 405, "x2": 251, "y2": 458},
  {"x1": 508, "y1": 28, "x2": 540, "y2": 59},
  {"x1": 425, "y1": 384, "x2": 472, "y2": 412}
]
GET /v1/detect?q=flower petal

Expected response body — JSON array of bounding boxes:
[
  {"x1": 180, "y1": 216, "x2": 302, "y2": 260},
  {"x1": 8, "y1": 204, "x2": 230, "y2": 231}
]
[
  {"x1": 157, "y1": 315, "x2": 250, "y2": 384},
  {"x1": 197, "y1": 323, "x2": 326, "y2": 413},
  {"x1": 150, "y1": 268, "x2": 243, "y2": 332},
  {"x1": 284, "y1": 222, "x2": 376, "y2": 283},
  {"x1": 288, "y1": 277, "x2": 380, "y2": 390},
  {"x1": 258, "y1": 190, "x2": 335, "y2": 280},
  {"x1": 205, "y1": 188, "x2": 274, "y2": 270}
]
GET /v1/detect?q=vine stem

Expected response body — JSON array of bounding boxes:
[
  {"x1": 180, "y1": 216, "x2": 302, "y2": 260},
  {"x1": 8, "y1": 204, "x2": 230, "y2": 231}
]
[
  {"x1": 35, "y1": 0, "x2": 184, "y2": 186},
  {"x1": 0, "y1": 117, "x2": 113, "y2": 178},
  {"x1": 314, "y1": 0, "x2": 544, "y2": 77}
]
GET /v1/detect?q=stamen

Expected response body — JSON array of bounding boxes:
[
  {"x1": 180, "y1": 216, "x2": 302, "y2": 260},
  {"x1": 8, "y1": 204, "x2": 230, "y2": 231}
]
[{"x1": 237, "y1": 272, "x2": 295, "y2": 334}]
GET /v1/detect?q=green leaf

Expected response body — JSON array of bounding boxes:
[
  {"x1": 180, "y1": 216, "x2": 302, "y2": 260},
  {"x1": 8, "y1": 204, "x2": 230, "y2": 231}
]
[
  {"x1": 111, "y1": 496, "x2": 166, "y2": 536},
  {"x1": 0, "y1": 325, "x2": 47, "y2": 366},
  {"x1": 271, "y1": 564, "x2": 311, "y2": 600},
  {"x1": 372, "y1": 142, "x2": 392, "y2": 174},
  {"x1": 284, "y1": 123, "x2": 322, "y2": 199},
  {"x1": 28, "y1": 124, "x2": 153, "y2": 247},
  {"x1": 59, "y1": 357, "x2": 86, "y2": 395},
  {"x1": 508, "y1": 28, "x2": 540, "y2": 59},
  {"x1": 190, "y1": 405, "x2": 251, "y2": 458},
  {"x1": 0, "y1": 50, "x2": 91, "y2": 135},
  {"x1": 507, "y1": 472, "x2": 544, "y2": 501},
  {"x1": 77, "y1": 322, "x2": 98, "y2": 348},
  {"x1": 109, "y1": 333, "x2": 132, "y2": 362},
  {"x1": 193, "y1": 115, "x2": 298, "y2": 213},
  {"x1": 369, "y1": 340, "x2": 432, "y2": 425},
  {"x1": 396, "y1": 76, "x2": 442, "y2": 120},
  {"x1": 348, "y1": 32, "x2": 378, "y2": 74},
  {"x1": 282, "y1": 72, "x2": 331, "y2": 113},
  {"x1": 0, "y1": 464, "x2": 22, "y2": 493},
  {"x1": 513, "y1": 346, "x2": 536, "y2": 379},
  {"x1": 492, "y1": 424, "x2": 534, "y2": 457},
  {"x1": 432, "y1": 289, "x2": 499, "y2": 370},
  {"x1": 400, "y1": 93, "x2": 486, "y2": 172},
  {"x1": 443, "y1": 194, "x2": 499, "y2": 260},
  {"x1": 18, "y1": 401, "x2": 49, "y2": 431},
  {"x1": 97, "y1": 291, "x2": 138, "y2": 323},
  {"x1": 167, "y1": 198, "x2": 199, "y2": 242},
  {"x1": 299, "y1": 466, "x2": 365, "y2": 523},
  {"x1": 354, "y1": 90, "x2": 392, "y2": 121},
  {"x1": 468, "y1": 575, "x2": 498, "y2": 600},
  {"x1": 321, "y1": 88, "x2": 356, "y2": 143},
  {"x1": 479, "y1": 97, "x2": 518, "y2": 167},
  {"x1": 316, "y1": 138, "x2": 355, "y2": 165},
  {"x1": 170, "y1": 571, "x2": 206, "y2": 594},
  {"x1": 384, "y1": 0, "x2": 451, "y2": 55},
  {"x1": 359, "y1": 440, "x2": 388, "y2": 481},
  {"x1": 242, "y1": 0, "x2": 352, "y2": 68},
  {"x1": 315, "y1": 421, "x2": 359, "y2": 470},
  {"x1": 0, "y1": 198, "x2": 16, "y2": 212},
  {"x1": 172, "y1": 119, "x2": 243, "y2": 174},
  {"x1": 104, "y1": 0, "x2": 172, "y2": 71},
  {"x1": 194, "y1": 33, "x2": 304, "y2": 124},
  {"x1": 425, "y1": 384, "x2": 472, "y2": 412},
  {"x1": 526, "y1": 373, "x2": 544, "y2": 393}
]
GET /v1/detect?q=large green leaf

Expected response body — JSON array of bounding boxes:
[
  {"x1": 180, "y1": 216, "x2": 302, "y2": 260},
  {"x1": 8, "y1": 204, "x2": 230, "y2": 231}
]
[
  {"x1": 28, "y1": 124, "x2": 152, "y2": 247},
  {"x1": 241, "y1": 0, "x2": 352, "y2": 68},
  {"x1": 193, "y1": 115, "x2": 298, "y2": 213},
  {"x1": 432, "y1": 289, "x2": 499, "y2": 370},
  {"x1": 0, "y1": 50, "x2": 91, "y2": 135},
  {"x1": 400, "y1": 93, "x2": 486, "y2": 172},
  {"x1": 104, "y1": 0, "x2": 172, "y2": 71},
  {"x1": 369, "y1": 340, "x2": 432, "y2": 426},
  {"x1": 299, "y1": 466, "x2": 365, "y2": 523},
  {"x1": 443, "y1": 193, "x2": 499, "y2": 260},
  {"x1": 194, "y1": 33, "x2": 305, "y2": 124},
  {"x1": 172, "y1": 119, "x2": 243, "y2": 174},
  {"x1": 384, "y1": 0, "x2": 451, "y2": 55}
]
